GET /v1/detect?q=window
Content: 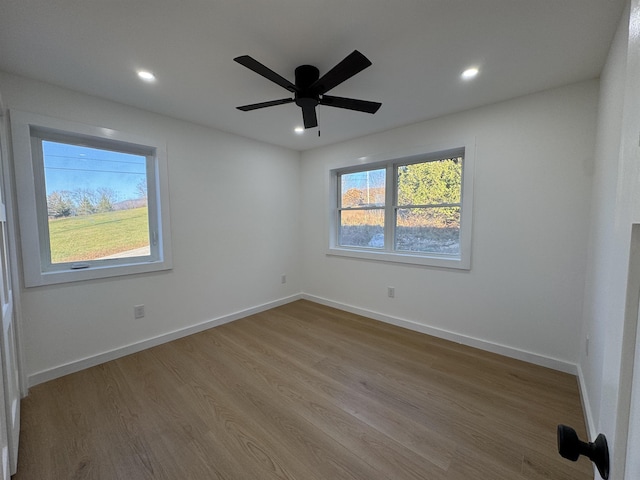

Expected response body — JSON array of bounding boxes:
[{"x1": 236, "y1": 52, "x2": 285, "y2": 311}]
[
  {"x1": 329, "y1": 144, "x2": 474, "y2": 269},
  {"x1": 10, "y1": 110, "x2": 172, "y2": 286}
]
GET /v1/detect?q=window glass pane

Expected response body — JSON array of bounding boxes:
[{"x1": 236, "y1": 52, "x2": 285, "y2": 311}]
[
  {"x1": 397, "y1": 158, "x2": 462, "y2": 206},
  {"x1": 395, "y1": 207, "x2": 460, "y2": 254},
  {"x1": 42, "y1": 141, "x2": 150, "y2": 264},
  {"x1": 339, "y1": 209, "x2": 385, "y2": 248},
  {"x1": 340, "y1": 169, "x2": 385, "y2": 208}
]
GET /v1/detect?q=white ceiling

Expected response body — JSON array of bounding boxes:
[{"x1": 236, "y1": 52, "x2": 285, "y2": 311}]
[{"x1": 0, "y1": 0, "x2": 625, "y2": 151}]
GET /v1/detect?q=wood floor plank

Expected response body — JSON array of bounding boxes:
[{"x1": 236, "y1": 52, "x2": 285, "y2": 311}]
[
  {"x1": 213, "y1": 324, "x2": 449, "y2": 480},
  {"x1": 280, "y1": 302, "x2": 588, "y2": 448},
  {"x1": 184, "y1": 332, "x2": 390, "y2": 480},
  {"x1": 234, "y1": 315, "x2": 458, "y2": 462},
  {"x1": 255, "y1": 308, "x2": 538, "y2": 461},
  {"x1": 14, "y1": 300, "x2": 593, "y2": 479},
  {"x1": 220, "y1": 318, "x2": 457, "y2": 473}
]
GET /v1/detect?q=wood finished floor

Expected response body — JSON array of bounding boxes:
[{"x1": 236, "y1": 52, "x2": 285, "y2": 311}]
[{"x1": 14, "y1": 300, "x2": 593, "y2": 479}]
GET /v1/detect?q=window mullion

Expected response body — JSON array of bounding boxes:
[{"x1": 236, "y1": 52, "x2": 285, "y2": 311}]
[
  {"x1": 334, "y1": 172, "x2": 341, "y2": 247},
  {"x1": 402, "y1": 202, "x2": 461, "y2": 209},
  {"x1": 385, "y1": 164, "x2": 395, "y2": 252}
]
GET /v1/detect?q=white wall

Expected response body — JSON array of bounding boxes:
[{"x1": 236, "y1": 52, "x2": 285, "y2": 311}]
[
  {"x1": 300, "y1": 81, "x2": 599, "y2": 371},
  {"x1": 0, "y1": 72, "x2": 302, "y2": 385}
]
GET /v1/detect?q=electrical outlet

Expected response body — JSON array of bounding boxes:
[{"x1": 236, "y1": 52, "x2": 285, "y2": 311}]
[
  {"x1": 134, "y1": 304, "x2": 145, "y2": 319},
  {"x1": 388, "y1": 286, "x2": 395, "y2": 298},
  {"x1": 281, "y1": 274, "x2": 287, "y2": 284}
]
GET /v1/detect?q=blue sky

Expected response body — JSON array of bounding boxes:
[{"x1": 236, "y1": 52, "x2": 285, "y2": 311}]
[
  {"x1": 43, "y1": 141, "x2": 146, "y2": 202},
  {"x1": 341, "y1": 168, "x2": 385, "y2": 192}
]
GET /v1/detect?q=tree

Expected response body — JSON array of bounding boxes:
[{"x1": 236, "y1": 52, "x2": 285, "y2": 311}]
[
  {"x1": 74, "y1": 189, "x2": 96, "y2": 216},
  {"x1": 136, "y1": 179, "x2": 147, "y2": 200},
  {"x1": 95, "y1": 187, "x2": 117, "y2": 213},
  {"x1": 342, "y1": 188, "x2": 365, "y2": 207},
  {"x1": 397, "y1": 158, "x2": 462, "y2": 227},
  {"x1": 47, "y1": 191, "x2": 74, "y2": 218}
]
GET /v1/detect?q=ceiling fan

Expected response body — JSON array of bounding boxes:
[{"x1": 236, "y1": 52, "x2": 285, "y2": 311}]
[{"x1": 234, "y1": 50, "x2": 381, "y2": 129}]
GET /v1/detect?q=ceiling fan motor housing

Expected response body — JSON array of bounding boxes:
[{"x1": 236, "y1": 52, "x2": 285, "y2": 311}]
[{"x1": 295, "y1": 65, "x2": 320, "y2": 107}]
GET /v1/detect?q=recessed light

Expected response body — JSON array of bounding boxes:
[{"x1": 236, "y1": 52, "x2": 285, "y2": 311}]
[
  {"x1": 461, "y1": 67, "x2": 479, "y2": 80},
  {"x1": 137, "y1": 70, "x2": 156, "y2": 82},
  {"x1": 294, "y1": 126, "x2": 305, "y2": 134}
]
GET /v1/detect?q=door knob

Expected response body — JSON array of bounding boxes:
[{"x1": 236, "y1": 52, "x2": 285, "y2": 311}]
[{"x1": 557, "y1": 424, "x2": 609, "y2": 479}]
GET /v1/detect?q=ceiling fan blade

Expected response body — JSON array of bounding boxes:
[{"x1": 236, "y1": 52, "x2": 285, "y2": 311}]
[
  {"x1": 234, "y1": 55, "x2": 298, "y2": 93},
  {"x1": 320, "y1": 95, "x2": 381, "y2": 114},
  {"x1": 310, "y1": 50, "x2": 372, "y2": 95},
  {"x1": 236, "y1": 98, "x2": 294, "y2": 111},
  {"x1": 302, "y1": 105, "x2": 318, "y2": 129}
]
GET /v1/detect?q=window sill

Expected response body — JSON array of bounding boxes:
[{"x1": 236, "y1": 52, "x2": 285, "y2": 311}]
[
  {"x1": 326, "y1": 247, "x2": 470, "y2": 270},
  {"x1": 26, "y1": 258, "x2": 172, "y2": 287}
]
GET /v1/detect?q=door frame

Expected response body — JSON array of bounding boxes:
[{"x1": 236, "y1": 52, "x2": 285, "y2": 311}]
[
  {"x1": 0, "y1": 106, "x2": 26, "y2": 399},
  {"x1": 613, "y1": 224, "x2": 640, "y2": 479}
]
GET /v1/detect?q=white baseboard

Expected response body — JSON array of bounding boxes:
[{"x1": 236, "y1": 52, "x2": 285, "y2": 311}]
[
  {"x1": 302, "y1": 293, "x2": 578, "y2": 375},
  {"x1": 27, "y1": 294, "x2": 303, "y2": 388},
  {"x1": 576, "y1": 363, "x2": 596, "y2": 439}
]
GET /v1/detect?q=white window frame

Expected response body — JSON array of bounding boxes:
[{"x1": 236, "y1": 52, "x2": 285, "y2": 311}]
[
  {"x1": 328, "y1": 141, "x2": 474, "y2": 270},
  {"x1": 10, "y1": 110, "x2": 173, "y2": 287}
]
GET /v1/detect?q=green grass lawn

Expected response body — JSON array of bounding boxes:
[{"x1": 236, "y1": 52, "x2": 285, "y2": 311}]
[{"x1": 48, "y1": 207, "x2": 150, "y2": 263}]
